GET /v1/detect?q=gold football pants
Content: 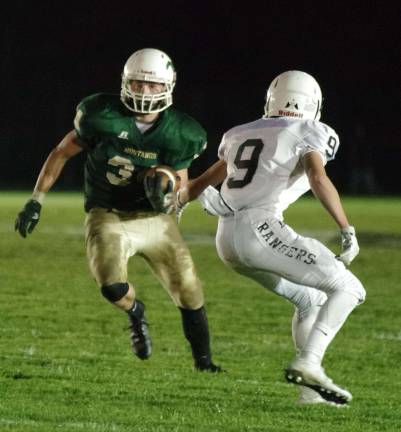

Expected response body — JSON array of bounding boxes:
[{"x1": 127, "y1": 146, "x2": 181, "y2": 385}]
[{"x1": 85, "y1": 208, "x2": 203, "y2": 309}]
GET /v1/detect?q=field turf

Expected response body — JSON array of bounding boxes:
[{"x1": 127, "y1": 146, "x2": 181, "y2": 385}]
[{"x1": 1, "y1": 192, "x2": 401, "y2": 431}]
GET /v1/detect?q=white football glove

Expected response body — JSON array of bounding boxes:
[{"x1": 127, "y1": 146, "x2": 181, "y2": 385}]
[
  {"x1": 198, "y1": 186, "x2": 233, "y2": 216},
  {"x1": 336, "y1": 226, "x2": 359, "y2": 266}
]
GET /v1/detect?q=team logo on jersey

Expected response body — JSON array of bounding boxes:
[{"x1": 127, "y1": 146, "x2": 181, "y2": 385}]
[
  {"x1": 118, "y1": 131, "x2": 129, "y2": 140},
  {"x1": 123, "y1": 147, "x2": 157, "y2": 160},
  {"x1": 256, "y1": 221, "x2": 317, "y2": 265}
]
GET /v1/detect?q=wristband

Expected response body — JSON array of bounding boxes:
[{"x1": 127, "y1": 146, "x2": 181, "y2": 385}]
[{"x1": 31, "y1": 190, "x2": 46, "y2": 204}]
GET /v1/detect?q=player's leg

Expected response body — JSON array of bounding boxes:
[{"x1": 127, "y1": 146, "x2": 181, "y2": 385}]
[
  {"x1": 218, "y1": 211, "x2": 365, "y2": 403},
  {"x1": 299, "y1": 272, "x2": 365, "y2": 363},
  {"x1": 85, "y1": 208, "x2": 151, "y2": 359},
  {"x1": 266, "y1": 231, "x2": 365, "y2": 403},
  {"x1": 224, "y1": 263, "x2": 332, "y2": 402},
  {"x1": 217, "y1": 218, "x2": 328, "y2": 357},
  {"x1": 216, "y1": 217, "x2": 313, "y2": 374},
  {"x1": 274, "y1": 279, "x2": 329, "y2": 404},
  {"x1": 240, "y1": 211, "x2": 365, "y2": 345},
  {"x1": 291, "y1": 303, "x2": 332, "y2": 404},
  {"x1": 142, "y1": 213, "x2": 221, "y2": 372},
  {"x1": 285, "y1": 268, "x2": 365, "y2": 403}
]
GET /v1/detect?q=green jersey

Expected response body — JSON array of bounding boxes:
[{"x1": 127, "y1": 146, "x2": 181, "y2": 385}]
[{"x1": 74, "y1": 93, "x2": 207, "y2": 211}]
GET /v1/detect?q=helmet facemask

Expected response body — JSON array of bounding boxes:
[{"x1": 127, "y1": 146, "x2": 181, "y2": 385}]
[{"x1": 121, "y1": 78, "x2": 175, "y2": 114}]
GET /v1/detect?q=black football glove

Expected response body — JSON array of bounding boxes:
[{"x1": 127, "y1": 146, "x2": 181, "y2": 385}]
[
  {"x1": 144, "y1": 173, "x2": 175, "y2": 214},
  {"x1": 15, "y1": 199, "x2": 42, "y2": 238}
]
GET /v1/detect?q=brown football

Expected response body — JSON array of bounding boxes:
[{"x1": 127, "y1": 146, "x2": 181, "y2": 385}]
[{"x1": 144, "y1": 165, "x2": 181, "y2": 193}]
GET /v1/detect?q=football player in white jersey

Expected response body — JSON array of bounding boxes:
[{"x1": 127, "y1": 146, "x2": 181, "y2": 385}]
[{"x1": 178, "y1": 71, "x2": 365, "y2": 405}]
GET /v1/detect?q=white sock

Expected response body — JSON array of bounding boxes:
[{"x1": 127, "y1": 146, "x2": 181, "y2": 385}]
[
  {"x1": 300, "y1": 290, "x2": 359, "y2": 365},
  {"x1": 292, "y1": 306, "x2": 325, "y2": 400},
  {"x1": 291, "y1": 305, "x2": 322, "y2": 355}
]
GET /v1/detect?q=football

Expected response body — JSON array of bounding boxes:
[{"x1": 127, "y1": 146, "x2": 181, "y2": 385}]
[{"x1": 143, "y1": 165, "x2": 181, "y2": 193}]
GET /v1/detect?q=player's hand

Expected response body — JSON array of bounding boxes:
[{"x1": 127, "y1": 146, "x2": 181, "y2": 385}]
[
  {"x1": 198, "y1": 186, "x2": 233, "y2": 216},
  {"x1": 336, "y1": 226, "x2": 359, "y2": 266},
  {"x1": 144, "y1": 173, "x2": 175, "y2": 214},
  {"x1": 15, "y1": 199, "x2": 42, "y2": 238}
]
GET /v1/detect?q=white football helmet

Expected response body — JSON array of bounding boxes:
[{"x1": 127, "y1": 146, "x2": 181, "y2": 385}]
[
  {"x1": 121, "y1": 48, "x2": 176, "y2": 114},
  {"x1": 264, "y1": 71, "x2": 322, "y2": 121}
]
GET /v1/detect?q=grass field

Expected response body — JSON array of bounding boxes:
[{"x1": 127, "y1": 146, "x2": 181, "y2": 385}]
[{"x1": 1, "y1": 192, "x2": 401, "y2": 431}]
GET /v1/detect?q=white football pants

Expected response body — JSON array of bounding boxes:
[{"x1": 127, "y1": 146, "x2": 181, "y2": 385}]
[{"x1": 216, "y1": 208, "x2": 365, "y2": 364}]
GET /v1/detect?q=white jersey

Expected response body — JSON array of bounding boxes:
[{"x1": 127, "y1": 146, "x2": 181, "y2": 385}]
[{"x1": 218, "y1": 117, "x2": 339, "y2": 218}]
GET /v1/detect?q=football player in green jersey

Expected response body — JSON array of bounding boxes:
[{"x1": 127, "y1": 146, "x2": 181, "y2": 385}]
[{"x1": 15, "y1": 48, "x2": 221, "y2": 372}]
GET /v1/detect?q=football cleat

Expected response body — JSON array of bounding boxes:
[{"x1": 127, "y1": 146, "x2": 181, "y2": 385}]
[
  {"x1": 128, "y1": 300, "x2": 152, "y2": 360},
  {"x1": 297, "y1": 386, "x2": 348, "y2": 407},
  {"x1": 195, "y1": 356, "x2": 223, "y2": 373},
  {"x1": 285, "y1": 359, "x2": 352, "y2": 405}
]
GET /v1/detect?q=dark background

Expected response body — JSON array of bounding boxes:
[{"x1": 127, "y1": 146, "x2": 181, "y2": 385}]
[{"x1": 1, "y1": 1, "x2": 400, "y2": 194}]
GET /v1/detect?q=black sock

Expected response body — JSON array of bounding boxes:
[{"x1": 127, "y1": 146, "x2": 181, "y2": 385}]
[
  {"x1": 179, "y1": 306, "x2": 211, "y2": 366},
  {"x1": 126, "y1": 300, "x2": 144, "y2": 319}
]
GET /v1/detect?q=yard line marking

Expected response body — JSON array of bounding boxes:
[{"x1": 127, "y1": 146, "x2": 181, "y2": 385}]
[{"x1": 0, "y1": 418, "x2": 120, "y2": 431}]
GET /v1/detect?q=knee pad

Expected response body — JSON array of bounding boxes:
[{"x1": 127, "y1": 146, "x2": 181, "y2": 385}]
[
  {"x1": 101, "y1": 282, "x2": 129, "y2": 302},
  {"x1": 321, "y1": 271, "x2": 366, "y2": 304}
]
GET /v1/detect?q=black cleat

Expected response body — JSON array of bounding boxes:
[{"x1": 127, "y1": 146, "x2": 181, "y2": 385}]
[
  {"x1": 195, "y1": 356, "x2": 224, "y2": 373},
  {"x1": 128, "y1": 300, "x2": 152, "y2": 360}
]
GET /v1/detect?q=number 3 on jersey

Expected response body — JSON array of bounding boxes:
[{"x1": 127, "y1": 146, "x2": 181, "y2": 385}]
[
  {"x1": 106, "y1": 155, "x2": 135, "y2": 185},
  {"x1": 227, "y1": 139, "x2": 264, "y2": 189}
]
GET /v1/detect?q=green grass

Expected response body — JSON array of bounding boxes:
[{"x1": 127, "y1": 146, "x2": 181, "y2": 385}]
[{"x1": 1, "y1": 192, "x2": 401, "y2": 431}]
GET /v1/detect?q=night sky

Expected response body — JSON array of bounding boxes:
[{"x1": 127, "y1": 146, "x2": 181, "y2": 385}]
[{"x1": 1, "y1": 1, "x2": 400, "y2": 193}]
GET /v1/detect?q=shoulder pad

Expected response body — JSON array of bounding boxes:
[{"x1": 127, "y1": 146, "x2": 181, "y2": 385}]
[
  {"x1": 299, "y1": 120, "x2": 340, "y2": 163},
  {"x1": 74, "y1": 93, "x2": 122, "y2": 139},
  {"x1": 172, "y1": 109, "x2": 207, "y2": 150},
  {"x1": 170, "y1": 109, "x2": 207, "y2": 141}
]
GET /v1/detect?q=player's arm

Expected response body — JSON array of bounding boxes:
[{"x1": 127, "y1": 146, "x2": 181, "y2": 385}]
[
  {"x1": 15, "y1": 130, "x2": 83, "y2": 238},
  {"x1": 176, "y1": 168, "x2": 188, "y2": 189},
  {"x1": 178, "y1": 159, "x2": 227, "y2": 204},
  {"x1": 303, "y1": 151, "x2": 348, "y2": 228},
  {"x1": 303, "y1": 151, "x2": 359, "y2": 265},
  {"x1": 174, "y1": 160, "x2": 227, "y2": 222},
  {"x1": 33, "y1": 130, "x2": 83, "y2": 197}
]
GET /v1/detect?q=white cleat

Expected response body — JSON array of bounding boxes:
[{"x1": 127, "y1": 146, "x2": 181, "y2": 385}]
[
  {"x1": 297, "y1": 387, "x2": 347, "y2": 407},
  {"x1": 285, "y1": 359, "x2": 352, "y2": 405}
]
